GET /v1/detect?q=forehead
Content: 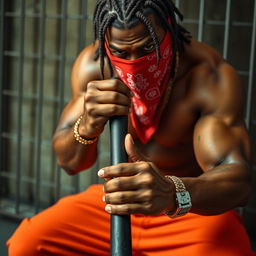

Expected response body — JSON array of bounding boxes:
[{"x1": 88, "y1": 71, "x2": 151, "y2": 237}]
[{"x1": 105, "y1": 14, "x2": 163, "y2": 44}]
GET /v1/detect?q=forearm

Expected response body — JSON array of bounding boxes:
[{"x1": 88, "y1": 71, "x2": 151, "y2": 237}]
[
  {"x1": 182, "y1": 163, "x2": 251, "y2": 215},
  {"x1": 53, "y1": 126, "x2": 98, "y2": 175}
]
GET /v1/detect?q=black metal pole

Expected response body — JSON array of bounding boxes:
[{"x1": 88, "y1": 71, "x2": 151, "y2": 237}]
[{"x1": 110, "y1": 116, "x2": 132, "y2": 256}]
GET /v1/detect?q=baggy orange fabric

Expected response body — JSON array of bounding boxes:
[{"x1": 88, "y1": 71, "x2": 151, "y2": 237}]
[{"x1": 7, "y1": 184, "x2": 256, "y2": 256}]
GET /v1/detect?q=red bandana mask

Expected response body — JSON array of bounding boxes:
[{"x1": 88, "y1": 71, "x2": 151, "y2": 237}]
[{"x1": 105, "y1": 31, "x2": 174, "y2": 144}]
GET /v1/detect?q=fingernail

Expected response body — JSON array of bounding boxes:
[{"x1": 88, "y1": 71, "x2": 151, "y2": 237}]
[
  {"x1": 105, "y1": 205, "x2": 112, "y2": 213},
  {"x1": 102, "y1": 196, "x2": 106, "y2": 202},
  {"x1": 98, "y1": 169, "x2": 104, "y2": 177}
]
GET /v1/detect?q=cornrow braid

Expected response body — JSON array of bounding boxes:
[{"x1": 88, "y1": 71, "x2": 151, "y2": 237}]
[
  {"x1": 135, "y1": 11, "x2": 160, "y2": 62},
  {"x1": 111, "y1": 0, "x2": 124, "y2": 20},
  {"x1": 93, "y1": 1, "x2": 107, "y2": 39},
  {"x1": 98, "y1": 13, "x2": 117, "y2": 78},
  {"x1": 93, "y1": 0, "x2": 191, "y2": 78},
  {"x1": 125, "y1": 1, "x2": 142, "y2": 20}
]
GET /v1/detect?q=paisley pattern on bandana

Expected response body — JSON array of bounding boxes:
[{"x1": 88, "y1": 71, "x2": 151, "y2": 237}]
[{"x1": 105, "y1": 31, "x2": 173, "y2": 144}]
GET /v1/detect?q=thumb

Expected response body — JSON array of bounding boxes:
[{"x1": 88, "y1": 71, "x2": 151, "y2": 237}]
[{"x1": 125, "y1": 134, "x2": 146, "y2": 162}]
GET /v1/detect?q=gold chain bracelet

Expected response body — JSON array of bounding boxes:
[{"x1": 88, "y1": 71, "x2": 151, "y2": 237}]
[{"x1": 73, "y1": 115, "x2": 98, "y2": 145}]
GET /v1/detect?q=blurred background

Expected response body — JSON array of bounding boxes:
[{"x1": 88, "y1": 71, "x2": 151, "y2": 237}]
[{"x1": 0, "y1": 0, "x2": 255, "y2": 255}]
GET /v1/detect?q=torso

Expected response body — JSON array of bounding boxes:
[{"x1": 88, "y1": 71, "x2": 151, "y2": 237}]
[
  {"x1": 129, "y1": 67, "x2": 202, "y2": 176},
  {"x1": 128, "y1": 39, "x2": 223, "y2": 176}
]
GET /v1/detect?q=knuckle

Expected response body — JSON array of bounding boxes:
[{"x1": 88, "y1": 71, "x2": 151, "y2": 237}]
[
  {"x1": 86, "y1": 104, "x2": 94, "y2": 116},
  {"x1": 144, "y1": 190, "x2": 153, "y2": 201},
  {"x1": 111, "y1": 93, "x2": 119, "y2": 102},
  {"x1": 140, "y1": 173, "x2": 153, "y2": 186},
  {"x1": 109, "y1": 105, "x2": 118, "y2": 115},
  {"x1": 84, "y1": 92, "x2": 93, "y2": 102},
  {"x1": 87, "y1": 81, "x2": 96, "y2": 89},
  {"x1": 112, "y1": 79, "x2": 119, "y2": 88},
  {"x1": 145, "y1": 203, "x2": 153, "y2": 213},
  {"x1": 119, "y1": 193, "x2": 126, "y2": 203},
  {"x1": 114, "y1": 177, "x2": 122, "y2": 189},
  {"x1": 123, "y1": 204, "x2": 130, "y2": 213},
  {"x1": 140, "y1": 161, "x2": 151, "y2": 171},
  {"x1": 115, "y1": 165, "x2": 123, "y2": 176}
]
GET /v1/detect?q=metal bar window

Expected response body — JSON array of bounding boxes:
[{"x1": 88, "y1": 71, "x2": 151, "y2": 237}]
[{"x1": 0, "y1": 0, "x2": 99, "y2": 218}]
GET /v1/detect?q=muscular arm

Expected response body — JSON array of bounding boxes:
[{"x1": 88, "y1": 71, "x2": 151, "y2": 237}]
[
  {"x1": 185, "y1": 63, "x2": 252, "y2": 215},
  {"x1": 52, "y1": 45, "x2": 101, "y2": 174},
  {"x1": 53, "y1": 43, "x2": 131, "y2": 175}
]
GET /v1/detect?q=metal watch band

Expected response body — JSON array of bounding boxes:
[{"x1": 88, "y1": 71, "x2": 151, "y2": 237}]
[
  {"x1": 165, "y1": 175, "x2": 187, "y2": 192},
  {"x1": 164, "y1": 175, "x2": 192, "y2": 218}
]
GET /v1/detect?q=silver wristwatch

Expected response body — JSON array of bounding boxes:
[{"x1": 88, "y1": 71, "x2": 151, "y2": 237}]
[{"x1": 164, "y1": 175, "x2": 192, "y2": 218}]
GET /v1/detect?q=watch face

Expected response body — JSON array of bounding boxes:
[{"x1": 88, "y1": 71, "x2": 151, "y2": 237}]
[{"x1": 176, "y1": 192, "x2": 192, "y2": 208}]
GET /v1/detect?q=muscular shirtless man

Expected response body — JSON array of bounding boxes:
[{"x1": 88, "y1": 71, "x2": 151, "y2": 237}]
[{"x1": 7, "y1": 0, "x2": 255, "y2": 255}]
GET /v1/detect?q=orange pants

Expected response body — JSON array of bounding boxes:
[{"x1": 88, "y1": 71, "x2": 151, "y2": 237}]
[{"x1": 7, "y1": 184, "x2": 255, "y2": 256}]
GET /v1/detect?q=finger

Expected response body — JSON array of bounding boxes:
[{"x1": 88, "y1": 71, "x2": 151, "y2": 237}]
[
  {"x1": 125, "y1": 134, "x2": 148, "y2": 162},
  {"x1": 89, "y1": 79, "x2": 131, "y2": 97},
  {"x1": 104, "y1": 189, "x2": 151, "y2": 204},
  {"x1": 104, "y1": 191, "x2": 138, "y2": 204},
  {"x1": 98, "y1": 162, "x2": 140, "y2": 179},
  {"x1": 105, "y1": 203, "x2": 152, "y2": 215},
  {"x1": 94, "y1": 91, "x2": 131, "y2": 106},
  {"x1": 103, "y1": 170, "x2": 153, "y2": 192},
  {"x1": 104, "y1": 176, "x2": 139, "y2": 193},
  {"x1": 87, "y1": 103, "x2": 130, "y2": 117}
]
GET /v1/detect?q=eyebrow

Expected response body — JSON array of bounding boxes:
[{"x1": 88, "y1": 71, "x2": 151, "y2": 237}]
[
  {"x1": 109, "y1": 44, "x2": 123, "y2": 52},
  {"x1": 108, "y1": 38, "x2": 154, "y2": 52}
]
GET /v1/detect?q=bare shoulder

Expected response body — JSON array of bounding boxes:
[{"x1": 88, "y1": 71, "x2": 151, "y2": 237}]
[
  {"x1": 185, "y1": 39, "x2": 245, "y2": 122},
  {"x1": 186, "y1": 40, "x2": 251, "y2": 169},
  {"x1": 71, "y1": 41, "x2": 109, "y2": 97}
]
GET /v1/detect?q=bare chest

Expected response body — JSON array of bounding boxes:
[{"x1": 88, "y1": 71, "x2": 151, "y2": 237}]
[{"x1": 129, "y1": 82, "x2": 202, "y2": 175}]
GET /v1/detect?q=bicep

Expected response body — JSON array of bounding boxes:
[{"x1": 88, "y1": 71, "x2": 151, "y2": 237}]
[
  {"x1": 194, "y1": 115, "x2": 251, "y2": 171},
  {"x1": 193, "y1": 63, "x2": 251, "y2": 171}
]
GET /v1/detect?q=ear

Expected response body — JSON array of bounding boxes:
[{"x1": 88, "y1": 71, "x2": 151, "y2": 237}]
[{"x1": 125, "y1": 134, "x2": 146, "y2": 162}]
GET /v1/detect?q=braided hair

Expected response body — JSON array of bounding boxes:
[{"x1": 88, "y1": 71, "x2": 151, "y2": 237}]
[{"x1": 93, "y1": 0, "x2": 191, "y2": 78}]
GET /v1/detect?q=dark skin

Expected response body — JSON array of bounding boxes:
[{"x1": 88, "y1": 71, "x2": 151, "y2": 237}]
[{"x1": 53, "y1": 14, "x2": 252, "y2": 216}]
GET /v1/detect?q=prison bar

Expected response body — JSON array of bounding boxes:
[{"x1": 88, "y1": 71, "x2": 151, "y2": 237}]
[
  {"x1": 246, "y1": 0, "x2": 256, "y2": 128},
  {"x1": 223, "y1": 0, "x2": 231, "y2": 59},
  {"x1": 15, "y1": 0, "x2": 26, "y2": 215}
]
